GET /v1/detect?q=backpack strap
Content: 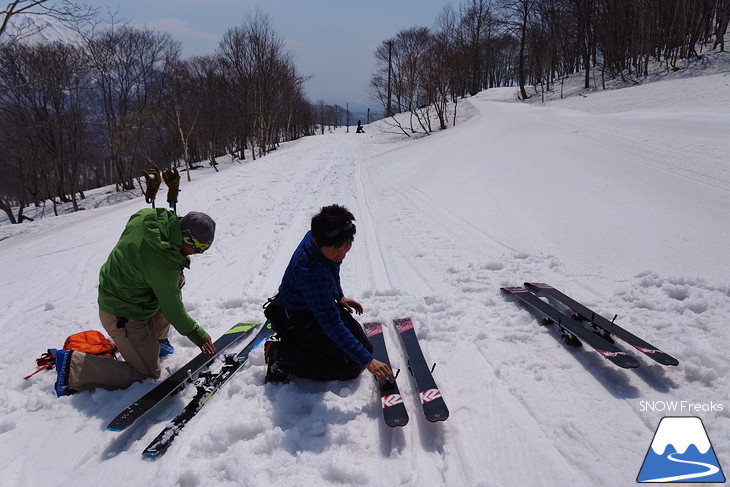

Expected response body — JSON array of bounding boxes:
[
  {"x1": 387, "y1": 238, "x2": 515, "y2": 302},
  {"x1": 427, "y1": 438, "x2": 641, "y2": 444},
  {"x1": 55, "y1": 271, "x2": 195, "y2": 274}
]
[{"x1": 23, "y1": 351, "x2": 56, "y2": 380}]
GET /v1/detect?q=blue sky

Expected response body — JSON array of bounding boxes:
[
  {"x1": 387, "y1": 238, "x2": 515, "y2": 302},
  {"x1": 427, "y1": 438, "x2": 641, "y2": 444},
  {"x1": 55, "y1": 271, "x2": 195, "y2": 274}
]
[{"x1": 83, "y1": 0, "x2": 452, "y2": 110}]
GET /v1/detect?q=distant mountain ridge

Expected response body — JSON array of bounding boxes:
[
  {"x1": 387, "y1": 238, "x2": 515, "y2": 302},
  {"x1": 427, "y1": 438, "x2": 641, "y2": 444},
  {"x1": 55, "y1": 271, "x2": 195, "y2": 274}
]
[{"x1": 2, "y1": 12, "x2": 82, "y2": 45}]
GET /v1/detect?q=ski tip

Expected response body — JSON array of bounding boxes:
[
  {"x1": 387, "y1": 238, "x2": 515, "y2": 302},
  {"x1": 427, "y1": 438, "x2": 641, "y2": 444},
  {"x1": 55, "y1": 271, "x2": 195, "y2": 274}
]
[
  {"x1": 524, "y1": 282, "x2": 552, "y2": 289},
  {"x1": 106, "y1": 426, "x2": 123, "y2": 432},
  {"x1": 500, "y1": 286, "x2": 527, "y2": 293}
]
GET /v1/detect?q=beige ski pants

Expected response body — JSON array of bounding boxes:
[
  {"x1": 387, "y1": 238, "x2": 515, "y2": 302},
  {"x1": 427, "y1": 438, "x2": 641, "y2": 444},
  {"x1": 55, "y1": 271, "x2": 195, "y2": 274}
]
[{"x1": 66, "y1": 309, "x2": 170, "y2": 392}]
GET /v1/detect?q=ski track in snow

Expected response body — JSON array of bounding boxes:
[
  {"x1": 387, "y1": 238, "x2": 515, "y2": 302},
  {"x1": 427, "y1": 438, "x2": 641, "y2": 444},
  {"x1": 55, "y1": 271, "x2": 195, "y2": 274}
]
[{"x1": 1, "y1": 67, "x2": 729, "y2": 486}]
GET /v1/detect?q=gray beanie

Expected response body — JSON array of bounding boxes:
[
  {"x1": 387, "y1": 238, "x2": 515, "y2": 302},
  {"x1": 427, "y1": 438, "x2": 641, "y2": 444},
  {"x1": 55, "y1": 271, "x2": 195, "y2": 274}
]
[{"x1": 180, "y1": 212, "x2": 216, "y2": 252}]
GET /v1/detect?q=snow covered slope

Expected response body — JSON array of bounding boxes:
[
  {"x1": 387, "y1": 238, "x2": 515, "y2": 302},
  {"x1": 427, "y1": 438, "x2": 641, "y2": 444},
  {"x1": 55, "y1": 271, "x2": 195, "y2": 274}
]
[{"x1": 0, "y1": 65, "x2": 728, "y2": 486}]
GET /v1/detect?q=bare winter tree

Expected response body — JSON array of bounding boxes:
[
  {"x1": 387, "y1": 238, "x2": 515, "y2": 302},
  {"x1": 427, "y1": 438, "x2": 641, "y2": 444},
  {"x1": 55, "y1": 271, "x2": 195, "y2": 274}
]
[
  {"x1": 714, "y1": 0, "x2": 730, "y2": 51},
  {"x1": 457, "y1": 0, "x2": 494, "y2": 96},
  {"x1": 161, "y1": 56, "x2": 199, "y2": 180},
  {"x1": 369, "y1": 40, "x2": 394, "y2": 116},
  {"x1": 181, "y1": 55, "x2": 232, "y2": 169},
  {"x1": 0, "y1": 0, "x2": 94, "y2": 41},
  {"x1": 370, "y1": 27, "x2": 433, "y2": 133},
  {"x1": 218, "y1": 25, "x2": 255, "y2": 159},
  {"x1": 499, "y1": 0, "x2": 535, "y2": 99},
  {"x1": 571, "y1": 0, "x2": 596, "y2": 89},
  {"x1": 0, "y1": 42, "x2": 92, "y2": 222},
  {"x1": 242, "y1": 12, "x2": 284, "y2": 156},
  {"x1": 218, "y1": 10, "x2": 310, "y2": 157},
  {"x1": 431, "y1": 5, "x2": 460, "y2": 129},
  {"x1": 1, "y1": 6, "x2": 315, "y2": 223},
  {"x1": 526, "y1": 0, "x2": 570, "y2": 97},
  {"x1": 273, "y1": 61, "x2": 313, "y2": 142},
  {"x1": 84, "y1": 25, "x2": 179, "y2": 190},
  {"x1": 456, "y1": 1, "x2": 515, "y2": 95},
  {"x1": 242, "y1": 12, "x2": 299, "y2": 156},
  {"x1": 314, "y1": 100, "x2": 328, "y2": 134},
  {"x1": 370, "y1": 0, "x2": 728, "y2": 118}
]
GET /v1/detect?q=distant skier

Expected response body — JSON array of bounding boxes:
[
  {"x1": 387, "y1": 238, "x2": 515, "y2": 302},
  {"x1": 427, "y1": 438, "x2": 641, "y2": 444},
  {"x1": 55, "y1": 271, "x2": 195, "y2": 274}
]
[
  {"x1": 263, "y1": 204, "x2": 392, "y2": 384},
  {"x1": 356, "y1": 120, "x2": 365, "y2": 133},
  {"x1": 50, "y1": 208, "x2": 217, "y2": 397}
]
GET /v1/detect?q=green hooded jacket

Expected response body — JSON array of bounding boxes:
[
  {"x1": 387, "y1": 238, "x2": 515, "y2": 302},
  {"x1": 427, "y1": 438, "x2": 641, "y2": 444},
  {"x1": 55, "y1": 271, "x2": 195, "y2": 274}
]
[{"x1": 98, "y1": 208, "x2": 208, "y2": 346}]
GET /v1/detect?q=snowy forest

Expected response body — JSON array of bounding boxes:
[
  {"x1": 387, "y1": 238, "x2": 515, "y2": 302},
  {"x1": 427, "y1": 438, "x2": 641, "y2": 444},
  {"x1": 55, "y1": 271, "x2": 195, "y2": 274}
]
[
  {"x1": 1, "y1": 0, "x2": 729, "y2": 224},
  {"x1": 370, "y1": 0, "x2": 730, "y2": 130}
]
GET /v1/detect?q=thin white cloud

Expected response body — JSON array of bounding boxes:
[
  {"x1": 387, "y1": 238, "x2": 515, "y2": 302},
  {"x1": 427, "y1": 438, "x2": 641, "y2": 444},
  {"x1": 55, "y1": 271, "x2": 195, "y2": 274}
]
[{"x1": 133, "y1": 17, "x2": 221, "y2": 43}]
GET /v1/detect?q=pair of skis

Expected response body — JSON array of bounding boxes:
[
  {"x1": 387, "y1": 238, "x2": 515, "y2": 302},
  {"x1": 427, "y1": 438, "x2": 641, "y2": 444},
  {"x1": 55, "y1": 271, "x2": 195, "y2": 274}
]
[
  {"x1": 109, "y1": 316, "x2": 447, "y2": 454},
  {"x1": 106, "y1": 321, "x2": 275, "y2": 457},
  {"x1": 364, "y1": 318, "x2": 449, "y2": 428},
  {"x1": 501, "y1": 282, "x2": 678, "y2": 369}
]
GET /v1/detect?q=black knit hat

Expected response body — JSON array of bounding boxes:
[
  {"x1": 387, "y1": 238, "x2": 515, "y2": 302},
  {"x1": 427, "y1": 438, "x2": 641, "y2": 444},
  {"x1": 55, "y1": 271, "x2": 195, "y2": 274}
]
[
  {"x1": 311, "y1": 204, "x2": 356, "y2": 248},
  {"x1": 180, "y1": 212, "x2": 216, "y2": 253}
]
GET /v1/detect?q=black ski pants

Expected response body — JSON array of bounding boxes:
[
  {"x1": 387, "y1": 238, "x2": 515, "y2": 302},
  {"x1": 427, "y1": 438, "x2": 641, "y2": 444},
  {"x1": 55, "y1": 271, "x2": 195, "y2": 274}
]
[{"x1": 264, "y1": 300, "x2": 373, "y2": 381}]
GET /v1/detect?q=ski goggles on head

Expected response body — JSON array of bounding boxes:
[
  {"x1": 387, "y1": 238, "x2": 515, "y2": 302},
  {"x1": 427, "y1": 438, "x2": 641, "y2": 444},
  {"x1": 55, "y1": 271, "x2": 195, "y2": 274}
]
[
  {"x1": 182, "y1": 230, "x2": 211, "y2": 253},
  {"x1": 324, "y1": 221, "x2": 354, "y2": 239}
]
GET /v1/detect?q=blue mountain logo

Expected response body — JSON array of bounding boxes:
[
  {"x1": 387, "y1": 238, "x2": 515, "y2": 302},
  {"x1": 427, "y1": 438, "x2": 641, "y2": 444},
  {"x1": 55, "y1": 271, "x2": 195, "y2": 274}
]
[{"x1": 637, "y1": 416, "x2": 725, "y2": 483}]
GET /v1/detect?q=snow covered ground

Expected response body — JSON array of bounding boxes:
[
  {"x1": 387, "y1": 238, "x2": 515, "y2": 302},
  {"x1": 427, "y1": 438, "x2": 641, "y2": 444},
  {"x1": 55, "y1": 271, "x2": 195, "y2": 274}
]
[{"x1": 1, "y1": 57, "x2": 729, "y2": 486}]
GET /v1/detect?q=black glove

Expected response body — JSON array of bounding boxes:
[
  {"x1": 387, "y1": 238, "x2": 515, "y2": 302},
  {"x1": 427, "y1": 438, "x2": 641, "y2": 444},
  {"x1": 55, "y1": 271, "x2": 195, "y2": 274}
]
[
  {"x1": 162, "y1": 166, "x2": 180, "y2": 204},
  {"x1": 143, "y1": 166, "x2": 162, "y2": 204}
]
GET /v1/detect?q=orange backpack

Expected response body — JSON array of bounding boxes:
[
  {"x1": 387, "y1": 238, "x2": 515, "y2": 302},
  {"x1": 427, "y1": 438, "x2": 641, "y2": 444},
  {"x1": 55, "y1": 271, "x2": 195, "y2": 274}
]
[
  {"x1": 63, "y1": 330, "x2": 117, "y2": 358},
  {"x1": 24, "y1": 330, "x2": 117, "y2": 380}
]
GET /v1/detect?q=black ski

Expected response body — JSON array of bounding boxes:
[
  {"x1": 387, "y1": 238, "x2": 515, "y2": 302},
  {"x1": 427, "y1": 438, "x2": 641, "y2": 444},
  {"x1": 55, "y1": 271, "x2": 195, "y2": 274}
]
[
  {"x1": 142, "y1": 322, "x2": 275, "y2": 457},
  {"x1": 107, "y1": 322, "x2": 259, "y2": 432},
  {"x1": 364, "y1": 322, "x2": 409, "y2": 427},
  {"x1": 394, "y1": 317, "x2": 449, "y2": 422},
  {"x1": 524, "y1": 282, "x2": 678, "y2": 366},
  {"x1": 501, "y1": 287, "x2": 640, "y2": 368}
]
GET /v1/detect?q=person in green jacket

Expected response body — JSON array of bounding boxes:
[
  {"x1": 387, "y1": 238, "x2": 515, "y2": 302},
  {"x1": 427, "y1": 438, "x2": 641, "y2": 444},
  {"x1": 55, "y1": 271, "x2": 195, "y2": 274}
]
[{"x1": 52, "y1": 208, "x2": 216, "y2": 397}]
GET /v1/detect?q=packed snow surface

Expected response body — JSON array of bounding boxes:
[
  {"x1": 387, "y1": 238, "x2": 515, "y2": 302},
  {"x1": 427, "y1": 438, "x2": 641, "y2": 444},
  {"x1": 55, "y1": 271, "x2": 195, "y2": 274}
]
[{"x1": 1, "y1": 66, "x2": 729, "y2": 486}]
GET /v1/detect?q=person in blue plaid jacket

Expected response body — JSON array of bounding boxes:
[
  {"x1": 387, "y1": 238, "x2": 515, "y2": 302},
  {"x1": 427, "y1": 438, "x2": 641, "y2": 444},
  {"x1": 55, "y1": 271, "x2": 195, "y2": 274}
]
[{"x1": 263, "y1": 204, "x2": 393, "y2": 384}]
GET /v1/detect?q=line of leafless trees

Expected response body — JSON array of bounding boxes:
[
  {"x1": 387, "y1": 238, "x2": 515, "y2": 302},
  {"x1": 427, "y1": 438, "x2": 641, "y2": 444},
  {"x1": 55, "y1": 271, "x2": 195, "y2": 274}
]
[
  {"x1": 371, "y1": 0, "x2": 729, "y2": 133},
  {"x1": 0, "y1": 6, "x2": 317, "y2": 223}
]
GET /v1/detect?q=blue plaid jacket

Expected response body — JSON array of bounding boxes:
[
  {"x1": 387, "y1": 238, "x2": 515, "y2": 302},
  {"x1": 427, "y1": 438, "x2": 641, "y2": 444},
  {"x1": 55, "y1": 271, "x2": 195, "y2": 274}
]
[{"x1": 277, "y1": 231, "x2": 372, "y2": 367}]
